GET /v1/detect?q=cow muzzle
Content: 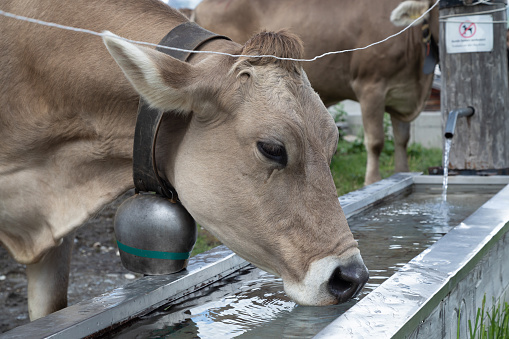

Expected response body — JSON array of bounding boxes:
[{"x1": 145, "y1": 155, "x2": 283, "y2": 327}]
[{"x1": 282, "y1": 251, "x2": 369, "y2": 306}]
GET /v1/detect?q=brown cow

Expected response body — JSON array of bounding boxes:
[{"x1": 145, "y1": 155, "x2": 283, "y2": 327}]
[
  {"x1": 0, "y1": 0, "x2": 368, "y2": 321},
  {"x1": 193, "y1": 0, "x2": 437, "y2": 185}
]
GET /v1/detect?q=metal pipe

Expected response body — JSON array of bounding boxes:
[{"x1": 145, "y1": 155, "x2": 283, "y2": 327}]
[{"x1": 444, "y1": 107, "x2": 474, "y2": 139}]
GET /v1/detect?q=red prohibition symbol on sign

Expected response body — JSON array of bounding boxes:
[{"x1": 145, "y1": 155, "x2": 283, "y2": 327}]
[{"x1": 459, "y1": 21, "x2": 476, "y2": 38}]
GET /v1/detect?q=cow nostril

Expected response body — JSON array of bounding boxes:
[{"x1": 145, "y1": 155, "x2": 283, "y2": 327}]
[
  {"x1": 328, "y1": 264, "x2": 369, "y2": 303},
  {"x1": 328, "y1": 268, "x2": 355, "y2": 303},
  {"x1": 329, "y1": 271, "x2": 353, "y2": 294}
]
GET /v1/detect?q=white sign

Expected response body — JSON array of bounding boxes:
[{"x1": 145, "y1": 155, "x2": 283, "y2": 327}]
[{"x1": 445, "y1": 15, "x2": 494, "y2": 53}]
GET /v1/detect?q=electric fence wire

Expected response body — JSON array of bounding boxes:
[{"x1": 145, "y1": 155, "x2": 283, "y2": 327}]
[
  {"x1": 0, "y1": 0, "x2": 508, "y2": 61},
  {"x1": 0, "y1": 1, "x2": 440, "y2": 62}
]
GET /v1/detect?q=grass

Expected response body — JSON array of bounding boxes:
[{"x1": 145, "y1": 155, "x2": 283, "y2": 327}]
[
  {"x1": 332, "y1": 137, "x2": 442, "y2": 196},
  {"x1": 191, "y1": 225, "x2": 222, "y2": 257},
  {"x1": 191, "y1": 119, "x2": 443, "y2": 256},
  {"x1": 459, "y1": 295, "x2": 509, "y2": 339}
]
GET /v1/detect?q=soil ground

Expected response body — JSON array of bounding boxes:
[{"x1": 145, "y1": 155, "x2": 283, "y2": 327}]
[{"x1": 0, "y1": 190, "x2": 144, "y2": 334}]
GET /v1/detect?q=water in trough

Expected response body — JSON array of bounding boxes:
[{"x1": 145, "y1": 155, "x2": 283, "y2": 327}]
[{"x1": 104, "y1": 187, "x2": 495, "y2": 338}]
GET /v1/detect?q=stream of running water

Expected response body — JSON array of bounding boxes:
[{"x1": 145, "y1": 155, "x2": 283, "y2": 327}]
[{"x1": 442, "y1": 138, "x2": 452, "y2": 201}]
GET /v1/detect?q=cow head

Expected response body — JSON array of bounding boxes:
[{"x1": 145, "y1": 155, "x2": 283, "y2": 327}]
[
  {"x1": 391, "y1": 0, "x2": 439, "y2": 42},
  {"x1": 103, "y1": 30, "x2": 368, "y2": 306}
]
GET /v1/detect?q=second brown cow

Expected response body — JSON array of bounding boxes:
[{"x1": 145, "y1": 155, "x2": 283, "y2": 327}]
[{"x1": 194, "y1": 0, "x2": 437, "y2": 185}]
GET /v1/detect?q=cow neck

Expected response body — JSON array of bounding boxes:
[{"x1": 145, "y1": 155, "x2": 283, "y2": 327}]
[{"x1": 133, "y1": 22, "x2": 231, "y2": 202}]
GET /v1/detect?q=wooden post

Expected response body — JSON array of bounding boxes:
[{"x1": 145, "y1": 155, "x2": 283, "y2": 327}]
[{"x1": 439, "y1": 0, "x2": 509, "y2": 173}]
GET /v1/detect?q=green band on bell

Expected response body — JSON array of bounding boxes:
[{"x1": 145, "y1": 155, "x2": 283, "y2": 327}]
[{"x1": 117, "y1": 241, "x2": 191, "y2": 260}]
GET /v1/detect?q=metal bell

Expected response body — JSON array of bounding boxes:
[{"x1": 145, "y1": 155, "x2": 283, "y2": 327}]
[{"x1": 114, "y1": 193, "x2": 197, "y2": 275}]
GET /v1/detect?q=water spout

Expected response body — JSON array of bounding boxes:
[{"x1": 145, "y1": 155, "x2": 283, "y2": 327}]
[{"x1": 444, "y1": 107, "x2": 474, "y2": 139}]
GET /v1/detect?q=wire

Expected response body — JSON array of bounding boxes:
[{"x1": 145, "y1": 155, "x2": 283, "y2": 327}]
[
  {"x1": 439, "y1": 5, "x2": 506, "y2": 19},
  {"x1": 0, "y1": 1, "x2": 440, "y2": 62}
]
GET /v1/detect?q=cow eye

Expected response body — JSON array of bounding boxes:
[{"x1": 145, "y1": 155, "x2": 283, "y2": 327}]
[{"x1": 257, "y1": 141, "x2": 288, "y2": 166}]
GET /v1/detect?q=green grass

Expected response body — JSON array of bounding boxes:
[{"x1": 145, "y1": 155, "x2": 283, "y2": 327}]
[
  {"x1": 190, "y1": 225, "x2": 222, "y2": 257},
  {"x1": 191, "y1": 133, "x2": 443, "y2": 256},
  {"x1": 332, "y1": 137, "x2": 442, "y2": 196},
  {"x1": 459, "y1": 295, "x2": 509, "y2": 339}
]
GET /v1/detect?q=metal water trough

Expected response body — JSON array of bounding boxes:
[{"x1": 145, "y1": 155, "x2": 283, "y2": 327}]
[
  {"x1": 2, "y1": 173, "x2": 509, "y2": 338},
  {"x1": 316, "y1": 175, "x2": 509, "y2": 338}
]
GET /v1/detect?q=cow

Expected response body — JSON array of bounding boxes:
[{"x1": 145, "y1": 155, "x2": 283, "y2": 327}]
[
  {"x1": 193, "y1": 0, "x2": 438, "y2": 185},
  {"x1": 0, "y1": 0, "x2": 368, "y2": 321}
]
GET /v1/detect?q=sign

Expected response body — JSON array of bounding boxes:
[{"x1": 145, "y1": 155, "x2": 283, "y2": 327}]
[{"x1": 445, "y1": 15, "x2": 494, "y2": 53}]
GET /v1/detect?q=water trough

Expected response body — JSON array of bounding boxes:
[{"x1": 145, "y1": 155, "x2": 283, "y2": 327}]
[{"x1": 2, "y1": 173, "x2": 509, "y2": 338}]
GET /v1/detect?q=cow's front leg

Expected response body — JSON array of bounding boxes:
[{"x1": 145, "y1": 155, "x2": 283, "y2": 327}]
[
  {"x1": 390, "y1": 115, "x2": 410, "y2": 173},
  {"x1": 26, "y1": 231, "x2": 75, "y2": 320},
  {"x1": 358, "y1": 87, "x2": 385, "y2": 185}
]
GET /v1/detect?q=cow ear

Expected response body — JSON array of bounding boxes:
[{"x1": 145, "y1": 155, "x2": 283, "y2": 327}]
[
  {"x1": 102, "y1": 31, "x2": 195, "y2": 114},
  {"x1": 390, "y1": 1, "x2": 429, "y2": 26}
]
